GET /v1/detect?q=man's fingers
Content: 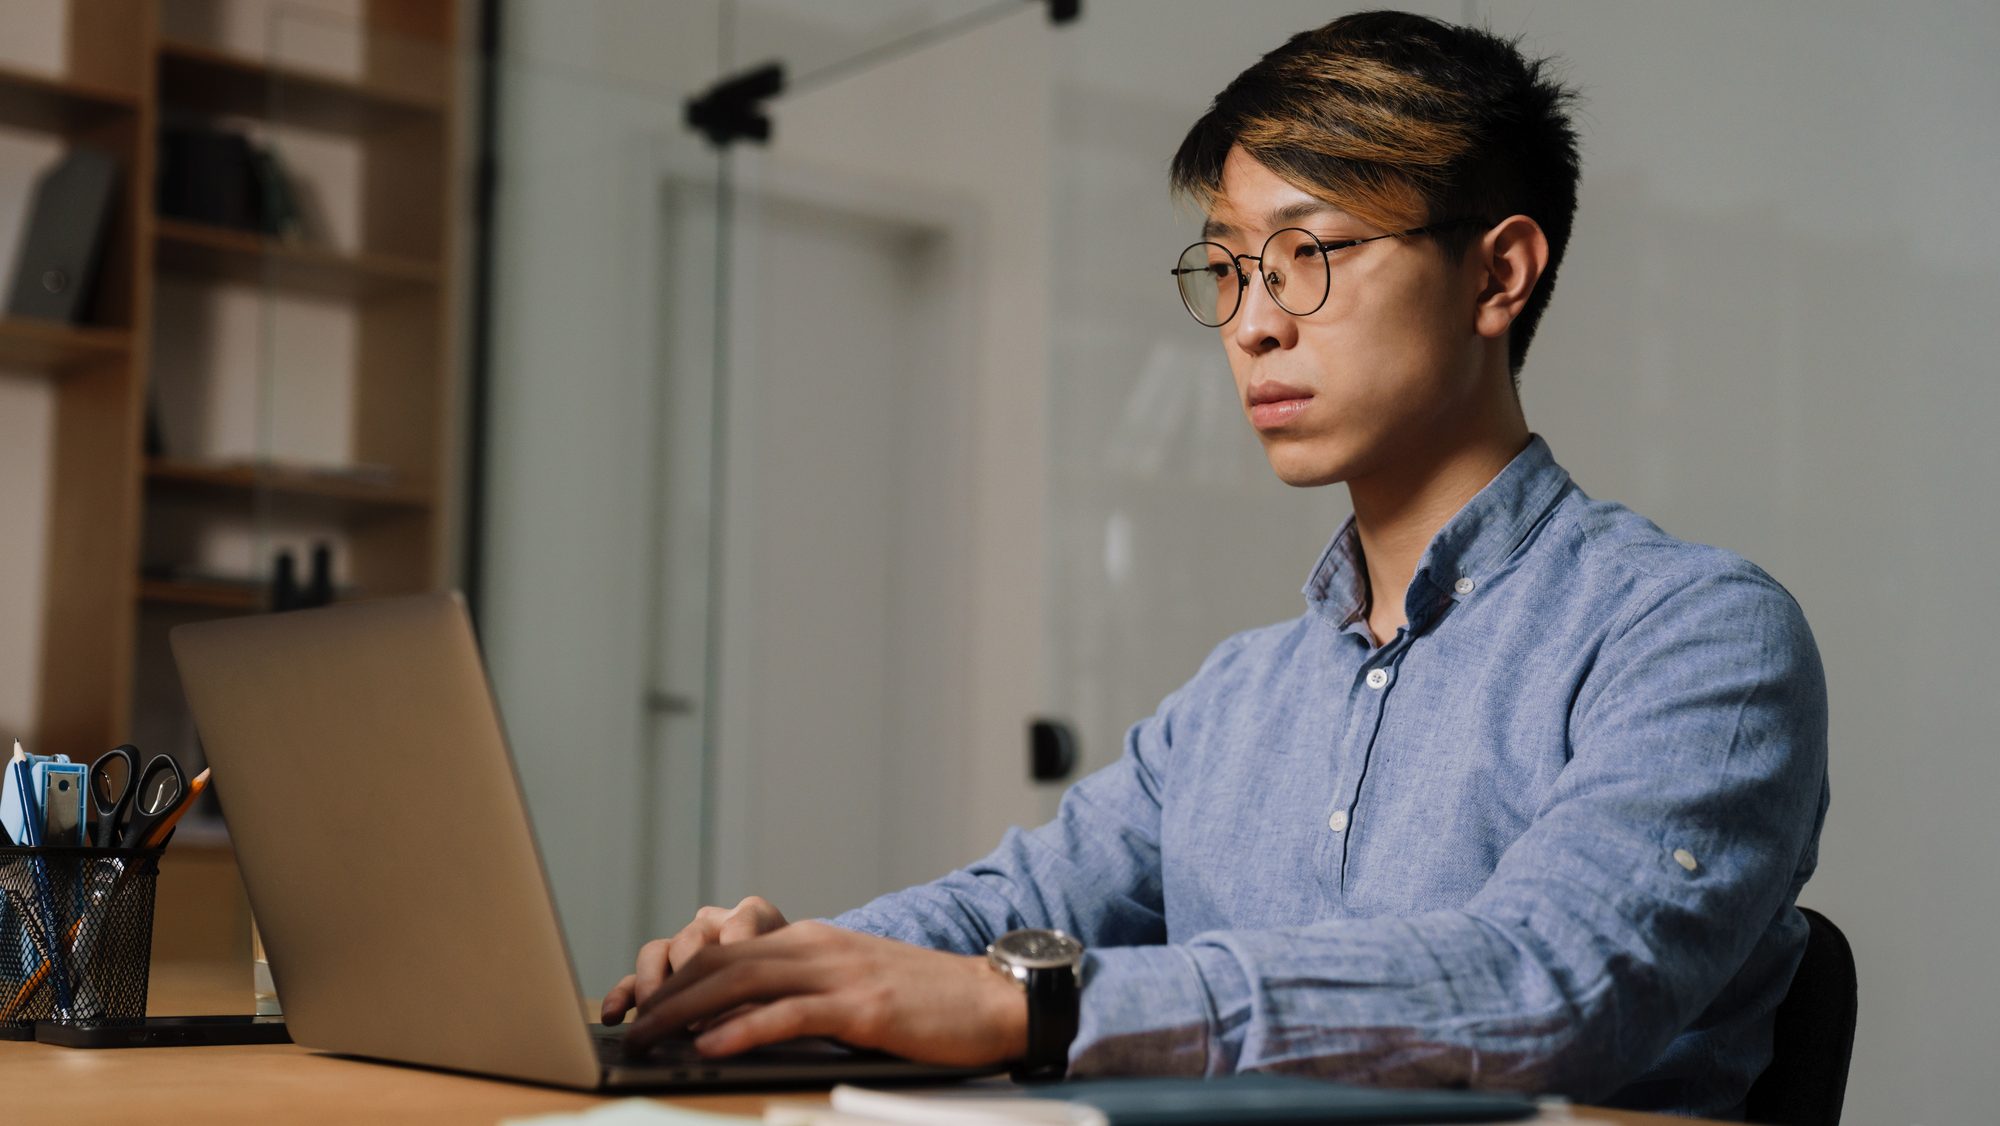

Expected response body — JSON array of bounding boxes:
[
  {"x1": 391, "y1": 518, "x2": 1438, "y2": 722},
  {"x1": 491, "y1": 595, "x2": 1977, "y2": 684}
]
[
  {"x1": 716, "y1": 910, "x2": 766, "y2": 944},
  {"x1": 626, "y1": 952, "x2": 826, "y2": 1052},
  {"x1": 601, "y1": 974, "x2": 638, "y2": 1024},
  {"x1": 633, "y1": 937, "x2": 675, "y2": 1005},
  {"x1": 694, "y1": 996, "x2": 848, "y2": 1057},
  {"x1": 667, "y1": 924, "x2": 720, "y2": 974}
]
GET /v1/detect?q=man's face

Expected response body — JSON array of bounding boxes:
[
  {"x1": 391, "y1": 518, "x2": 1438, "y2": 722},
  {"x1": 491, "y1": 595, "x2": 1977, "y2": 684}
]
[{"x1": 1202, "y1": 146, "x2": 1486, "y2": 488}]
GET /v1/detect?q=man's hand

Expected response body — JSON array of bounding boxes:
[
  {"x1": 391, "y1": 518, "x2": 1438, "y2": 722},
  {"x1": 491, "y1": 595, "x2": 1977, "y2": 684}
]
[
  {"x1": 601, "y1": 896, "x2": 789, "y2": 1027},
  {"x1": 619, "y1": 920, "x2": 1029, "y2": 1067}
]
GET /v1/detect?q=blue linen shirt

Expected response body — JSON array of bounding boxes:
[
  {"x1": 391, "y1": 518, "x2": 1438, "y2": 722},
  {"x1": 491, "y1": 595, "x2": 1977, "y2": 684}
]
[{"x1": 830, "y1": 434, "x2": 1829, "y2": 1119}]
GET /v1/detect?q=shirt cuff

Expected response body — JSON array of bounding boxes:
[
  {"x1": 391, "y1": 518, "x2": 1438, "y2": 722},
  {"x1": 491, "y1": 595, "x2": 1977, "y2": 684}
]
[{"x1": 1069, "y1": 943, "x2": 1246, "y2": 1077}]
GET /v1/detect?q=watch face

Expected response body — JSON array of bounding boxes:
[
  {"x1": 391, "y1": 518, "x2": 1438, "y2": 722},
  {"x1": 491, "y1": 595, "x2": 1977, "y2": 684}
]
[{"x1": 995, "y1": 928, "x2": 1083, "y2": 968}]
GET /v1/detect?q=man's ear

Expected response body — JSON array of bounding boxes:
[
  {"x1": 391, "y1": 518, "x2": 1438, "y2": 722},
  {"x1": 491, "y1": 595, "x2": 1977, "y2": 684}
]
[{"x1": 1471, "y1": 215, "x2": 1550, "y2": 343}]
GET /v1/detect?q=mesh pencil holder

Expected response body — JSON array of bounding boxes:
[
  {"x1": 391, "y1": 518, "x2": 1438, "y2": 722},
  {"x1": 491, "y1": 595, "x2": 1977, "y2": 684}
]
[{"x1": 0, "y1": 846, "x2": 162, "y2": 1033}]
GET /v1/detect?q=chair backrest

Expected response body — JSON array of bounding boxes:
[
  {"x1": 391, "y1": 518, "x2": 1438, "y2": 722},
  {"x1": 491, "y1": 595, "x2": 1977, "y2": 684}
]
[{"x1": 1745, "y1": 906, "x2": 1857, "y2": 1126}]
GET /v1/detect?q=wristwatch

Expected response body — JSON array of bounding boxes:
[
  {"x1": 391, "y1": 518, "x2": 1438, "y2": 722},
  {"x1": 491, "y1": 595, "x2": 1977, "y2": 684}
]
[{"x1": 985, "y1": 928, "x2": 1084, "y2": 1083}]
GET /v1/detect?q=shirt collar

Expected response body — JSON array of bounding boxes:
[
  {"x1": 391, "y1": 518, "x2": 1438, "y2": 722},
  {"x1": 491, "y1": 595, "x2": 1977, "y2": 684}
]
[{"x1": 1304, "y1": 434, "x2": 1573, "y2": 637}]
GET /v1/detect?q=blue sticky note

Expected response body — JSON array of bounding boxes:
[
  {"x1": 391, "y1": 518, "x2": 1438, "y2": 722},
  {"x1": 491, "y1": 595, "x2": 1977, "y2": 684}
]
[{"x1": 2, "y1": 751, "x2": 68, "y2": 845}]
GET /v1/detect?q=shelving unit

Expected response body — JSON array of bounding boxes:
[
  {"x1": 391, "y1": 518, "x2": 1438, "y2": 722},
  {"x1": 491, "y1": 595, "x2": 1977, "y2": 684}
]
[
  {"x1": 138, "y1": 577, "x2": 264, "y2": 613},
  {"x1": 0, "y1": 61, "x2": 140, "y2": 133},
  {"x1": 0, "y1": 0, "x2": 464, "y2": 774},
  {"x1": 146, "y1": 457, "x2": 433, "y2": 513},
  {"x1": 0, "y1": 0, "x2": 465, "y2": 972},
  {"x1": 153, "y1": 217, "x2": 442, "y2": 300},
  {"x1": 0, "y1": 317, "x2": 133, "y2": 372},
  {"x1": 156, "y1": 37, "x2": 446, "y2": 135}
]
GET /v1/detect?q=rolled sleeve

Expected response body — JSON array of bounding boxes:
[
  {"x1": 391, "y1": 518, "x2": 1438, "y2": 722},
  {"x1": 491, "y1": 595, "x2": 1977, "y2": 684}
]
[{"x1": 1070, "y1": 943, "x2": 1245, "y2": 1077}]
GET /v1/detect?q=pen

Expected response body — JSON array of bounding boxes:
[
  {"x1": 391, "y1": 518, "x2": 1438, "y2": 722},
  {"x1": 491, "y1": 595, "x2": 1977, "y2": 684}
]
[{"x1": 9, "y1": 741, "x2": 33, "y2": 844}]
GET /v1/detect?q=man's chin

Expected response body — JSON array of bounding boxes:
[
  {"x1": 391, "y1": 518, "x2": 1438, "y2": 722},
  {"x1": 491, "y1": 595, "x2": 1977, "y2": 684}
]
[{"x1": 1264, "y1": 448, "x2": 1351, "y2": 488}]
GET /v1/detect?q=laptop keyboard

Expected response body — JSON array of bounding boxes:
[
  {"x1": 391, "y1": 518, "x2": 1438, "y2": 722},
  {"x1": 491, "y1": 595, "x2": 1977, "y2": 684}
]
[
  {"x1": 592, "y1": 1024, "x2": 707, "y2": 1064},
  {"x1": 591, "y1": 1023, "x2": 880, "y2": 1066}
]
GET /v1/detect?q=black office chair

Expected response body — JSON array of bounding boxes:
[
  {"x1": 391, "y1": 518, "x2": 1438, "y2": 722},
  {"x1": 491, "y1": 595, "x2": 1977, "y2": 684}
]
[{"x1": 1744, "y1": 907, "x2": 1857, "y2": 1126}]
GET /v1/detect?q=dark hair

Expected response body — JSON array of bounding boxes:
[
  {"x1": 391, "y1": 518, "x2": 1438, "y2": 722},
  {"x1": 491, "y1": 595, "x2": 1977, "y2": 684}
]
[{"x1": 1169, "y1": 10, "x2": 1581, "y2": 380}]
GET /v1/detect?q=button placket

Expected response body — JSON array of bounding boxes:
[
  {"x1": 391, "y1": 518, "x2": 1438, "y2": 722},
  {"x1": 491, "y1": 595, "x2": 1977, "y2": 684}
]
[{"x1": 1329, "y1": 641, "x2": 1410, "y2": 898}]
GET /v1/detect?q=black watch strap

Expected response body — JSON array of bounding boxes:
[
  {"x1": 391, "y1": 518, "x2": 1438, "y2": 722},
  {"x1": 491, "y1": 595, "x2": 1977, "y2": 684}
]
[{"x1": 1013, "y1": 963, "x2": 1079, "y2": 1083}]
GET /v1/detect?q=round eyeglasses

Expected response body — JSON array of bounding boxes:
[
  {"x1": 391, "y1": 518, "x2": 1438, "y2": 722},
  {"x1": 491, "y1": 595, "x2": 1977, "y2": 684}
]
[{"x1": 1170, "y1": 219, "x2": 1484, "y2": 328}]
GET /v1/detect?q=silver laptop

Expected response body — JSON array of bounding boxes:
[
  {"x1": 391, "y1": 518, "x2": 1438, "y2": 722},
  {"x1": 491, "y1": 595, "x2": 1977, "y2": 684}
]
[{"x1": 170, "y1": 591, "x2": 991, "y2": 1090}]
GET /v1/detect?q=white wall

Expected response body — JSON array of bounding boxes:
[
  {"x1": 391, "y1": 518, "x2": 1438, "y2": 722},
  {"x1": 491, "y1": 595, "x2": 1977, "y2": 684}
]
[{"x1": 1477, "y1": 7, "x2": 2000, "y2": 1124}]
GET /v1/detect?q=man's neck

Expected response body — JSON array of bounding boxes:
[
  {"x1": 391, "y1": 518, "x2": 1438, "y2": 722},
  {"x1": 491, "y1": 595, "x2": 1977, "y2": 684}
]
[{"x1": 1351, "y1": 415, "x2": 1532, "y2": 648}]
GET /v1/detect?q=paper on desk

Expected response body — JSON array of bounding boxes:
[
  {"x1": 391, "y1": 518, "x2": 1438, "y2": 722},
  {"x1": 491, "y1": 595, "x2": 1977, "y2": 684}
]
[
  {"x1": 501, "y1": 1098, "x2": 754, "y2": 1126},
  {"x1": 762, "y1": 1085, "x2": 1106, "y2": 1126}
]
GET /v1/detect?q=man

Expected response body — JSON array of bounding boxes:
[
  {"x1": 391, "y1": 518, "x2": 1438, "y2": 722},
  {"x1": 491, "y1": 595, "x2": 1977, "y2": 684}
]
[{"x1": 603, "y1": 11, "x2": 1828, "y2": 1118}]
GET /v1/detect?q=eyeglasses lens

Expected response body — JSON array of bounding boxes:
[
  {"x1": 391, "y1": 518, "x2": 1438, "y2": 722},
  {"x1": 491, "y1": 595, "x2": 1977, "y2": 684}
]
[
  {"x1": 1175, "y1": 229, "x2": 1331, "y2": 327},
  {"x1": 1260, "y1": 229, "x2": 1330, "y2": 317},
  {"x1": 1176, "y1": 243, "x2": 1238, "y2": 327}
]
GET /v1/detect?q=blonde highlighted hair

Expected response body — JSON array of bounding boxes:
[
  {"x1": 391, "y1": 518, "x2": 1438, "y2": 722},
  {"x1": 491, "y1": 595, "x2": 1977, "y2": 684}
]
[{"x1": 1170, "y1": 10, "x2": 1581, "y2": 378}]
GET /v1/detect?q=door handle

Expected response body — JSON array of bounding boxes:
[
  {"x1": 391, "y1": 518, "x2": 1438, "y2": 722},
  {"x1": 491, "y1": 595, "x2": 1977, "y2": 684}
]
[{"x1": 646, "y1": 690, "x2": 696, "y2": 716}]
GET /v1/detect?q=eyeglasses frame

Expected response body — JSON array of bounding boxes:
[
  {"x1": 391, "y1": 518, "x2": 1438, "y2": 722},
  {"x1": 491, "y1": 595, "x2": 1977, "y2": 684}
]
[{"x1": 1170, "y1": 217, "x2": 1488, "y2": 328}]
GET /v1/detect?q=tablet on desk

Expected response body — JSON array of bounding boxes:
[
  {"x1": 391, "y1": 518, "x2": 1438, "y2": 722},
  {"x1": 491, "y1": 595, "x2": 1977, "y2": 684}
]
[{"x1": 36, "y1": 1015, "x2": 291, "y2": 1048}]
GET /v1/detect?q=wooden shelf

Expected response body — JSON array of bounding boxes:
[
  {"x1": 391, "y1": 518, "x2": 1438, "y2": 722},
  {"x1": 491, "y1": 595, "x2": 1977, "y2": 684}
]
[
  {"x1": 147, "y1": 458, "x2": 432, "y2": 513},
  {"x1": 139, "y1": 577, "x2": 265, "y2": 613},
  {"x1": 154, "y1": 218, "x2": 441, "y2": 301},
  {"x1": 0, "y1": 61, "x2": 139, "y2": 134},
  {"x1": 157, "y1": 39, "x2": 443, "y2": 136},
  {"x1": 15, "y1": 1, "x2": 460, "y2": 768},
  {"x1": 0, "y1": 317, "x2": 132, "y2": 373}
]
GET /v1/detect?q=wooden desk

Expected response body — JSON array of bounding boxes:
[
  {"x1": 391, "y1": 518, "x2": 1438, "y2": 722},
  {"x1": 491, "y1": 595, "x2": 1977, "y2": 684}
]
[{"x1": 0, "y1": 963, "x2": 1711, "y2": 1125}]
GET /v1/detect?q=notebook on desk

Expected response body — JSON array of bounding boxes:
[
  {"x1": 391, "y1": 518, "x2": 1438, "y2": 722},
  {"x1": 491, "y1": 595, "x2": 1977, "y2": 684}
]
[{"x1": 170, "y1": 592, "x2": 991, "y2": 1091}]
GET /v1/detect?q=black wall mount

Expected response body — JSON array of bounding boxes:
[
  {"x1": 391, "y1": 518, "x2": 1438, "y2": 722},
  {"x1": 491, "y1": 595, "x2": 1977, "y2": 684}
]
[
  {"x1": 684, "y1": 0, "x2": 1081, "y2": 150},
  {"x1": 685, "y1": 61, "x2": 785, "y2": 148}
]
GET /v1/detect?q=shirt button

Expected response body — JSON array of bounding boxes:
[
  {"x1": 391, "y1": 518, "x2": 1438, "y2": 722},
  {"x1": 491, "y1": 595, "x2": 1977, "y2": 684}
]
[
  {"x1": 1328, "y1": 810, "x2": 1349, "y2": 832},
  {"x1": 1454, "y1": 576, "x2": 1476, "y2": 595},
  {"x1": 1365, "y1": 668, "x2": 1390, "y2": 690}
]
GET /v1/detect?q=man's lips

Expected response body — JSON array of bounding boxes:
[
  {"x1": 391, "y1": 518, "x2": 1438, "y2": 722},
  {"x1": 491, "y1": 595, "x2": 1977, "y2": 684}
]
[{"x1": 1246, "y1": 380, "x2": 1314, "y2": 430}]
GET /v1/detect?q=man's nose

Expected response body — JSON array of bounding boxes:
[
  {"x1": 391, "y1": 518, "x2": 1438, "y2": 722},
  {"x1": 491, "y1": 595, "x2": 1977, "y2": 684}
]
[{"x1": 1232, "y1": 265, "x2": 1295, "y2": 355}]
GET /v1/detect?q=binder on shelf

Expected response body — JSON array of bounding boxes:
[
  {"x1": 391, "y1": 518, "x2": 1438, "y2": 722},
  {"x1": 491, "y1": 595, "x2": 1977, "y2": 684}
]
[
  {"x1": 4, "y1": 146, "x2": 119, "y2": 325},
  {"x1": 156, "y1": 123, "x2": 310, "y2": 240}
]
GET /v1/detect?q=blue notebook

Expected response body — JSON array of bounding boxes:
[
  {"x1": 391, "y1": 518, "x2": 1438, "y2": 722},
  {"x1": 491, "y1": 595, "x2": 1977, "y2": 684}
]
[{"x1": 1025, "y1": 1074, "x2": 1538, "y2": 1124}]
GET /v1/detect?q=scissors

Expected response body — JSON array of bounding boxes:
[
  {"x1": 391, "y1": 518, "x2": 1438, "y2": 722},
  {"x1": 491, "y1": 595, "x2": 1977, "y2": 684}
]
[
  {"x1": 89, "y1": 747, "x2": 185, "y2": 849},
  {"x1": 88, "y1": 745, "x2": 138, "y2": 848}
]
